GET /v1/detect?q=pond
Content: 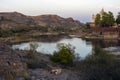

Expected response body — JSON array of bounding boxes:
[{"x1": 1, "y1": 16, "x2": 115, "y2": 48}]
[{"x1": 12, "y1": 38, "x2": 93, "y2": 58}]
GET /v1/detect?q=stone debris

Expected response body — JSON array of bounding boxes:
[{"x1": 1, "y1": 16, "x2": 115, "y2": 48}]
[
  {"x1": 29, "y1": 69, "x2": 80, "y2": 80},
  {"x1": 51, "y1": 69, "x2": 62, "y2": 75}
]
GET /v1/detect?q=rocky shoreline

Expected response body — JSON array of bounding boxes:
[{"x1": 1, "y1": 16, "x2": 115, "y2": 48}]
[
  {"x1": 0, "y1": 40, "x2": 80, "y2": 80},
  {"x1": 0, "y1": 39, "x2": 120, "y2": 80}
]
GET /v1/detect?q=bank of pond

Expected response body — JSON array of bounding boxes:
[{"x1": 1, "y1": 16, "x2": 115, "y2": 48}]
[{"x1": 12, "y1": 37, "x2": 120, "y2": 59}]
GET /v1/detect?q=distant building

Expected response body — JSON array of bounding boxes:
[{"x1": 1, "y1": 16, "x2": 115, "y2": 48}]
[
  {"x1": 92, "y1": 8, "x2": 104, "y2": 22},
  {"x1": 87, "y1": 9, "x2": 120, "y2": 39},
  {"x1": 87, "y1": 8, "x2": 105, "y2": 27},
  {"x1": 87, "y1": 22, "x2": 95, "y2": 27}
]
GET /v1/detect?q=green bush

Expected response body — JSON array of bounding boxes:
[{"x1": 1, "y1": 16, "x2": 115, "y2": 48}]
[
  {"x1": 0, "y1": 29, "x2": 14, "y2": 37},
  {"x1": 51, "y1": 44, "x2": 75, "y2": 65}
]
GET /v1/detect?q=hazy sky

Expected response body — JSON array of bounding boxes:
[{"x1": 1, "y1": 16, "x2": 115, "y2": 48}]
[{"x1": 0, "y1": 0, "x2": 120, "y2": 23}]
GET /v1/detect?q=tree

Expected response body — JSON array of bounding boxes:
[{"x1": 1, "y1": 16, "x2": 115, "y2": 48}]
[
  {"x1": 95, "y1": 14, "x2": 101, "y2": 26},
  {"x1": 100, "y1": 12, "x2": 110, "y2": 27},
  {"x1": 108, "y1": 11, "x2": 115, "y2": 26},
  {"x1": 51, "y1": 44, "x2": 75, "y2": 65},
  {"x1": 29, "y1": 42, "x2": 38, "y2": 53},
  {"x1": 95, "y1": 11, "x2": 115, "y2": 27},
  {"x1": 116, "y1": 12, "x2": 120, "y2": 25},
  {"x1": 27, "y1": 42, "x2": 38, "y2": 59}
]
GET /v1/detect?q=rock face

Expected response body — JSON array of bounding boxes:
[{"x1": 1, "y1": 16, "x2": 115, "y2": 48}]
[
  {"x1": 0, "y1": 12, "x2": 35, "y2": 29},
  {"x1": 0, "y1": 41, "x2": 28, "y2": 80},
  {"x1": 31, "y1": 15, "x2": 83, "y2": 29},
  {"x1": 0, "y1": 12, "x2": 83, "y2": 30}
]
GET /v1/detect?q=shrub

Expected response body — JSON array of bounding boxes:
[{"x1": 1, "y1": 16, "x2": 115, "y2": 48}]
[
  {"x1": 85, "y1": 46, "x2": 115, "y2": 65},
  {"x1": 79, "y1": 46, "x2": 119, "y2": 80},
  {"x1": 5, "y1": 71, "x2": 13, "y2": 80},
  {"x1": 51, "y1": 43, "x2": 75, "y2": 65},
  {"x1": 26, "y1": 42, "x2": 41, "y2": 69},
  {"x1": 0, "y1": 29, "x2": 14, "y2": 37},
  {"x1": 26, "y1": 42, "x2": 38, "y2": 59}
]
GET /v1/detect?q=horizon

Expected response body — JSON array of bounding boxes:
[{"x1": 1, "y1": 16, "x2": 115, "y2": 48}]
[{"x1": 0, "y1": 0, "x2": 120, "y2": 23}]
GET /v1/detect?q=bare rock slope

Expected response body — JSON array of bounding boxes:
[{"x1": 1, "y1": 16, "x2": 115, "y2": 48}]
[
  {"x1": 31, "y1": 15, "x2": 83, "y2": 28},
  {"x1": 0, "y1": 12, "x2": 35, "y2": 29},
  {"x1": 0, "y1": 12, "x2": 83, "y2": 30}
]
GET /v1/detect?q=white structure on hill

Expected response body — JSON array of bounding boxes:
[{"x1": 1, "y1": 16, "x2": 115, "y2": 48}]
[{"x1": 92, "y1": 8, "x2": 105, "y2": 22}]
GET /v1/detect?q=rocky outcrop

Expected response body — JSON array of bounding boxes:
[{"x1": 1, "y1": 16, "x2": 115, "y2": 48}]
[
  {"x1": 0, "y1": 12, "x2": 35, "y2": 29},
  {"x1": 31, "y1": 15, "x2": 83, "y2": 29},
  {"x1": 0, "y1": 12, "x2": 83, "y2": 30},
  {"x1": 0, "y1": 41, "x2": 28, "y2": 80}
]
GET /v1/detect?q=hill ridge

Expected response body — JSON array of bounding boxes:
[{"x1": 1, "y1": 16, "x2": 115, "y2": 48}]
[{"x1": 0, "y1": 12, "x2": 84, "y2": 29}]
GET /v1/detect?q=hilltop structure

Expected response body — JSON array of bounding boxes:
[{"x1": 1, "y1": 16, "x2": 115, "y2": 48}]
[
  {"x1": 86, "y1": 9, "x2": 120, "y2": 39},
  {"x1": 87, "y1": 9, "x2": 105, "y2": 27},
  {"x1": 92, "y1": 8, "x2": 104, "y2": 22}
]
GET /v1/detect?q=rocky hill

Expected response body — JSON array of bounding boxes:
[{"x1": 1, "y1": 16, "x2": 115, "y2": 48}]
[
  {"x1": 0, "y1": 12, "x2": 83, "y2": 30},
  {"x1": 0, "y1": 12, "x2": 35, "y2": 29},
  {"x1": 31, "y1": 15, "x2": 83, "y2": 29}
]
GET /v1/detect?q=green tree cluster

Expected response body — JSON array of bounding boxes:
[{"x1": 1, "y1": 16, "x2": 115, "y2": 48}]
[
  {"x1": 116, "y1": 12, "x2": 120, "y2": 25},
  {"x1": 95, "y1": 14, "x2": 101, "y2": 26},
  {"x1": 51, "y1": 44, "x2": 75, "y2": 65},
  {"x1": 95, "y1": 11, "x2": 115, "y2": 27}
]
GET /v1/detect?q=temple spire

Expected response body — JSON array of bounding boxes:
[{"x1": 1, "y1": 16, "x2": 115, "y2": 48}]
[
  {"x1": 92, "y1": 14, "x2": 95, "y2": 22},
  {"x1": 100, "y1": 8, "x2": 104, "y2": 14}
]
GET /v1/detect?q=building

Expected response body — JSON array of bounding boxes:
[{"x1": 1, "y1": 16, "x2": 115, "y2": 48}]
[
  {"x1": 87, "y1": 9, "x2": 105, "y2": 27},
  {"x1": 87, "y1": 9, "x2": 120, "y2": 39},
  {"x1": 92, "y1": 8, "x2": 104, "y2": 22}
]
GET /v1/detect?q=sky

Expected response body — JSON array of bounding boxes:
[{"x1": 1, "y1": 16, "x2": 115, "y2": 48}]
[{"x1": 0, "y1": 0, "x2": 120, "y2": 23}]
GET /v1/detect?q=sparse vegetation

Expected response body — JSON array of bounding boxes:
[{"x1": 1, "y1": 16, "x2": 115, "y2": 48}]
[
  {"x1": 25, "y1": 42, "x2": 40, "y2": 68},
  {"x1": 24, "y1": 42, "x2": 50, "y2": 69},
  {"x1": 85, "y1": 46, "x2": 115, "y2": 65},
  {"x1": 0, "y1": 29, "x2": 14, "y2": 37},
  {"x1": 5, "y1": 71, "x2": 13, "y2": 80},
  {"x1": 116, "y1": 12, "x2": 120, "y2": 25},
  {"x1": 75, "y1": 46, "x2": 120, "y2": 80}
]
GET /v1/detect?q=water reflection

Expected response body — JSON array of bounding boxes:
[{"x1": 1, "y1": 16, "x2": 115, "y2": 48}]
[
  {"x1": 12, "y1": 38, "x2": 92, "y2": 58},
  {"x1": 87, "y1": 39, "x2": 120, "y2": 48},
  {"x1": 12, "y1": 36, "x2": 120, "y2": 59}
]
